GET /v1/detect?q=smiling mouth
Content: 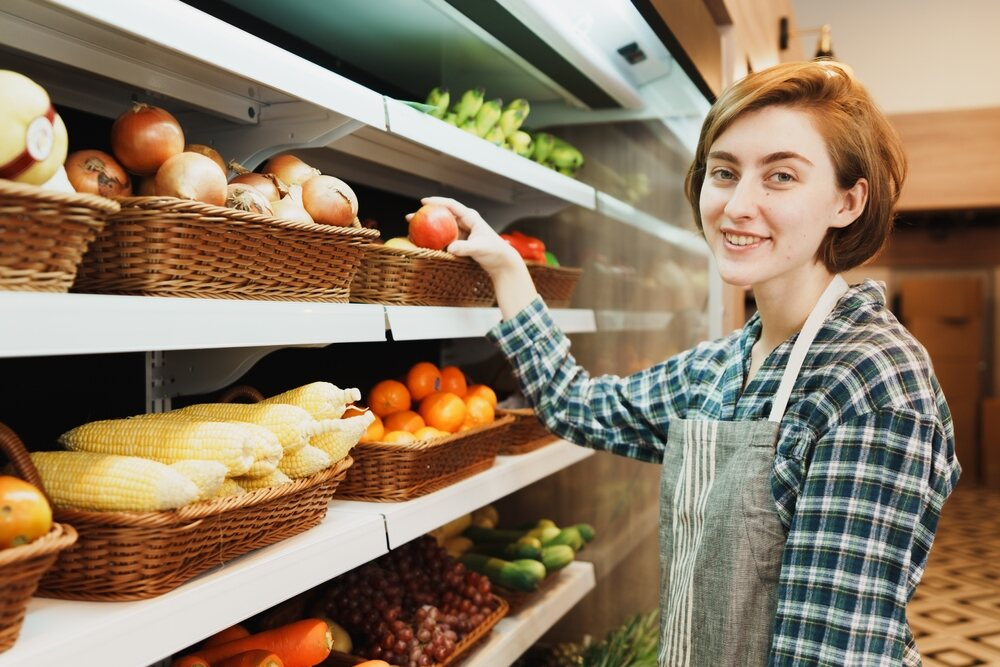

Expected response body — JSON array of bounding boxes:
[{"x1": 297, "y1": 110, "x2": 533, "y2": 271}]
[{"x1": 723, "y1": 232, "x2": 768, "y2": 247}]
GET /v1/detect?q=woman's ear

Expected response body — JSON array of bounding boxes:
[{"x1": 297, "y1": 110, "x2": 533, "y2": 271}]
[{"x1": 831, "y1": 178, "x2": 869, "y2": 228}]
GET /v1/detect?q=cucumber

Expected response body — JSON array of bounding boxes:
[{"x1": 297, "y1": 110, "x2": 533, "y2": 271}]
[
  {"x1": 459, "y1": 554, "x2": 546, "y2": 592},
  {"x1": 463, "y1": 525, "x2": 526, "y2": 544},
  {"x1": 470, "y1": 537, "x2": 542, "y2": 560},
  {"x1": 541, "y1": 544, "x2": 574, "y2": 572},
  {"x1": 525, "y1": 525, "x2": 561, "y2": 543},
  {"x1": 572, "y1": 523, "x2": 596, "y2": 542},
  {"x1": 542, "y1": 526, "x2": 584, "y2": 551}
]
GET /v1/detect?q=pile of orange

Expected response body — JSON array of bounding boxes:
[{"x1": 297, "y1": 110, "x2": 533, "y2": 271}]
[{"x1": 350, "y1": 361, "x2": 498, "y2": 444}]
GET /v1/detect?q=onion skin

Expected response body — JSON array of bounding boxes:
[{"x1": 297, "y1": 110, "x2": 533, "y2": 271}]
[
  {"x1": 111, "y1": 103, "x2": 184, "y2": 176},
  {"x1": 65, "y1": 149, "x2": 131, "y2": 197},
  {"x1": 301, "y1": 174, "x2": 357, "y2": 226},
  {"x1": 184, "y1": 144, "x2": 226, "y2": 176},
  {"x1": 261, "y1": 154, "x2": 319, "y2": 187},
  {"x1": 154, "y1": 152, "x2": 227, "y2": 206},
  {"x1": 271, "y1": 196, "x2": 314, "y2": 224},
  {"x1": 226, "y1": 183, "x2": 274, "y2": 215},
  {"x1": 229, "y1": 172, "x2": 284, "y2": 202}
]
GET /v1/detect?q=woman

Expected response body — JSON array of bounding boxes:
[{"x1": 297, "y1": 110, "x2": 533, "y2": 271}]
[{"x1": 421, "y1": 62, "x2": 960, "y2": 665}]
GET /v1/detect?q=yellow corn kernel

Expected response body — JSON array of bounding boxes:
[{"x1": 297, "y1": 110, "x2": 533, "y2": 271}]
[
  {"x1": 59, "y1": 416, "x2": 258, "y2": 476},
  {"x1": 234, "y1": 469, "x2": 292, "y2": 491},
  {"x1": 30, "y1": 451, "x2": 200, "y2": 512},
  {"x1": 259, "y1": 382, "x2": 361, "y2": 420},
  {"x1": 277, "y1": 444, "x2": 331, "y2": 479},
  {"x1": 177, "y1": 403, "x2": 317, "y2": 453},
  {"x1": 214, "y1": 478, "x2": 248, "y2": 498},
  {"x1": 311, "y1": 412, "x2": 374, "y2": 463},
  {"x1": 169, "y1": 460, "x2": 227, "y2": 500},
  {"x1": 213, "y1": 478, "x2": 247, "y2": 498}
]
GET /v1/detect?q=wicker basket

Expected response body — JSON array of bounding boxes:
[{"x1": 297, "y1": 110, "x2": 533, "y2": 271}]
[
  {"x1": 0, "y1": 420, "x2": 354, "y2": 601},
  {"x1": 320, "y1": 595, "x2": 508, "y2": 666},
  {"x1": 349, "y1": 243, "x2": 495, "y2": 306},
  {"x1": 336, "y1": 416, "x2": 515, "y2": 502},
  {"x1": 73, "y1": 196, "x2": 379, "y2": 302},
  {"x1": 527, "y1": 264, "x2": 583, "y2": 308},
  {"x1": 0, "y1": 424, "x2": 78, "y2": 653},
  {"x1": 0, "y1": 179, "x2": 118, "y2": 292},
  {"x1": 496, "y1": 408, "x2": 558, "y2": 455}
]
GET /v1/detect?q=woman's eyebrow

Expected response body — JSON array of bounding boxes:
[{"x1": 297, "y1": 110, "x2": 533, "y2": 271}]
[{"x1": 706, "y1": 150, "x2": 815, "y2": 167}]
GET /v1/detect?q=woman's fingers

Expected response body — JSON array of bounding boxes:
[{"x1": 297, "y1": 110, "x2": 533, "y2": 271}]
[{"x1": 421, "y1": 196, "x2": 482, "y2": 232}]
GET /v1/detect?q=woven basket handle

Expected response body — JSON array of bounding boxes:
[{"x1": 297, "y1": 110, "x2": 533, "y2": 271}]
[
  {"x1": 0, "y1": 421, "x2": 48, "y2": 493},
  {"x1": 217, "y1": 385, "x2": 264, "y2": 404}
]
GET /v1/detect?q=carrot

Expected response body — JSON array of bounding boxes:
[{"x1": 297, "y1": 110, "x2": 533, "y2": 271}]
[
  {"x1": 195, "y1": 618, "x2": 332, "y2": 667},
  {"x1": 216, "y1": 649, "x2": 284, "y2": 667},
  {"x1": 172, "y1": 656, "x2": 209, "y2": 667},
  {"x1": 203, "y1": 624, "x2": 252, "y2": 648}
]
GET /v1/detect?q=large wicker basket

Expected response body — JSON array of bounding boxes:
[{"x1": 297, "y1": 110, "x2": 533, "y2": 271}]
[
  {"x1": 0, "y1": 179, "x2": 118, "y2": 292},
  {"x1": 0, "y1": 420, "x2": 354, "y2": 601},
  {"x1": 527, "y1": 264, "x2": 583, "y2": 308},
  {"x1": 349, "y1": 243, "x2": 495, "y2": 306},
  {"x1": 0, "y1": 424, "x2": 78, "y2": 653},
  {"x1": 335, "y1": 416, "x2": 515, "y2": 502},
  {"x1": 496, "y1": 408, "x2": 558, "y2": 455},
  {"x1": 73, "y1": 196, "x2": 379, "y2": 301}
]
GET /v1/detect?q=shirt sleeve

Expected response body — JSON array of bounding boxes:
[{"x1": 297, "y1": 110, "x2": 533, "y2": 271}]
[
  {"x1": 769, "y1": 408, "x2": 959, "y2": 666},
  {"x1": 486, "y1": 296, "x2": 688, "y2": 463}
]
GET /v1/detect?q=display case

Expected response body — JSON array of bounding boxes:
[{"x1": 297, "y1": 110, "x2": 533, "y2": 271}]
[{"x1": 0, "y1": 0, "x2": 715, "y2": 664}]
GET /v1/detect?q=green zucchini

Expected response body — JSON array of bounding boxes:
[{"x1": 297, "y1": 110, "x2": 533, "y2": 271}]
[
  {"x1": 470, "y1": 537, "x2": 542, "y2": 560},
  {"x1": 541, "y1": 544, "x2": 575, "y2": 572},
  {"x1": 572, "y1": 523, "x2": 596, "y2": 542},
  {"x1": 459, "y1": 553, "x2": 547, "y2": 592},
  {"x1": 542, "y1": 526, "x2": 584, "y2": 551},
  {"x1": 525, "y1": 525, "x2": 561, "y2": 543}
]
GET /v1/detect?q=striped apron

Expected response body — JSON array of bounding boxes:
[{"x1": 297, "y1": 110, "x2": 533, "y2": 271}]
[{"x1": 657, "y1": 275, "x2": 849, "y2": 666}]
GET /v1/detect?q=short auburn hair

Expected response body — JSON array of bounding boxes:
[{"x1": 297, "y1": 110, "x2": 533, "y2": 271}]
[{"x1": 684, "y1": 61, "x2": 907, "y2": 273}]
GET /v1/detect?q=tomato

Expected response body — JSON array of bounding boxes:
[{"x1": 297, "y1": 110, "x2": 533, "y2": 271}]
[
  {"x1": 408, "y1": 204, "x2": 459, "y2": 251},
  {"x1": 0, "y1": 476, "x2": 53, "y2": 549}
]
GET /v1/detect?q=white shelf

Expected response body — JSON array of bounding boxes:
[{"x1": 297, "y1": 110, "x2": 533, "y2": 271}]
[
  {"x1": 386, "y1": 306, "x2": 596, "y2": 341},
  {"x1": 0, "y1": 293, "x2": 387, "y2": 357},
  {"x1": 331, "y1": 440, "x2": 594, "y2": 549},
  {"x1": 0, "y1": 510, "x2": 389, "y2": 667},
  {"x1": 596, "y1": 310, "x2": 675, "y2": 332},
  {"x1": 596, "y1": 192, "x2": 710, "y2": 258},
  {"x1": 462, "y1": 561, "x2": 596, "y2": 667}
]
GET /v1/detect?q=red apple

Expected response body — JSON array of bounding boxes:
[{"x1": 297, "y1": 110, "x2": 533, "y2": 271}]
[{"x1": 408, "y1": 204, "x2": 459, "y2": 251}]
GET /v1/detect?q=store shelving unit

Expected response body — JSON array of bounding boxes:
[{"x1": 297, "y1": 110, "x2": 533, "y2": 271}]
[{"x1": 0, "y1": 0, "x2": 711, "y2": 664}]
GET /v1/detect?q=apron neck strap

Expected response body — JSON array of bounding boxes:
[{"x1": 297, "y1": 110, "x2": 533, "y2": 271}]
[{"x1": 767, "y1": 274, "x2": 849, "y2": 423}]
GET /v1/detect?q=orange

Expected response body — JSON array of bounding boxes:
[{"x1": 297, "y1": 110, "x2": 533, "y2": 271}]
[
  {"x1": 382, "y1": 430, "x2": 417, "y2": 444},
  {"x1": 406, "y1": 362, "x2": 441, "y2": 401},
  {"x1": 383, "y1": 410, "x2": 426, "y2": 433},
  {"x1": 439, "y1": 366, "x2": 468, "y2": 398},
  {"x1": 359, "y1": 415, "x2": 384, "y2": 443},
  {"x1": 463, "y1": 395, "x2": 495, "y2": 428},
  {"x1": 465, "y1": 384, "x2": 498, "y2": 408},
  {"x1": 413, "y1": 426, "x2": 448, "y2": 441},
  {"x1": 368, "y1": 379, "x2": 411, "y2": 417},
  {"x1": 419, "y1": 391, "x2": 467, "y2": 433}
]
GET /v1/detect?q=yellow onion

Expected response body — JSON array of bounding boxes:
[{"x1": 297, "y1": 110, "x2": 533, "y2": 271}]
[
  {"x1": 226, "y1": 183, "x2": 273, "y2": 215},
  {"x1": 301, "y1": 174, "x2": 358, "y2": 226},
  {"x1": 271, "y1": 195, "x2": 314, "y2": 224},
  {"x1": 0, "y1": 70, "x2": 69, "y2": 185},
  {"x1": 184, "y1": 143, "x2": 226, "y2": 176},
  {"x1": 155, "y1": 152, "x2": 227, "y2": 205},
  {"x1": 261, "y1": 153, "x2": 319, "y2": 187}
]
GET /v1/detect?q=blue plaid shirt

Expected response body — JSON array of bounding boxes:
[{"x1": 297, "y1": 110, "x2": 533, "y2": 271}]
[{"x1": 488, "y1": 279, "x2": 960, "y2": 666}]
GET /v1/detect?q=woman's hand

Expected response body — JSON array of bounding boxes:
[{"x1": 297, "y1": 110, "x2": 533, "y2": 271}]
[{"x1": 412, "y1": 196, "x2": 539, "y2": 320}]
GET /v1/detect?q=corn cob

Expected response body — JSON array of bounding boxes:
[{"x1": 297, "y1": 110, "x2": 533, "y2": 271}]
[
  {"x1": 311, "y1": 412, "x2": 374, "y2": 463},
  {"x1": 169, "y1": 460, "x2": 228, "y2": 500},
  {"x1": 177, "y1": 403, "x2": 317, "y2": 454},
  {"x1": 59, "y1": 416, "x2": 258, "y2": 476},
  {"x1": 277, "y1": 445, "x2": 331, "y2": 479},
  {"x1": 234, "y1": 469, "x2": 292, "y2": 491},
  {"x1": 30, "y1": 451, "x2": 200, "y2": 512},
  {"x1": 259, "y1": 382, "x2": 361, "y2": 420},
  {"x1": 213, "y1": 478, "x2": 248, "y2": 498}
]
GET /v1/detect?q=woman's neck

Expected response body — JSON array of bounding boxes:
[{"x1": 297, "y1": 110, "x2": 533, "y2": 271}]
[{"x1": 752, "y1": 268, "x2": 836, "y2": 355}]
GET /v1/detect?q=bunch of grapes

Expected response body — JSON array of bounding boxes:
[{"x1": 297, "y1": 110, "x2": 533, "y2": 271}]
[{"x1": 316, "y1": 536, "x2": 495, "y2": 666}]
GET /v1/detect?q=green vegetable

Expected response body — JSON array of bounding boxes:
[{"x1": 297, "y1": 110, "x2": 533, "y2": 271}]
[
  {"x1": 541, "y1": 544, "x2": 574, "y2": 572},
  {"x1": 525, "y1": 525, "x2": 561, "y2": 543},
  {"x1": 542, "y1": 526, "x2": 584, "y2": 551},
  {"x1": 470, "y1": 536, "x2": 542, "y2": 560},
  {"x1": 544, "y1": 251, "x2": 560, "y2": 267},
  {"x1": 572, "y1": 523, "x2": 595, "y2": 542},
  {"x1": 459, "y1": 554, "x2": 546, "y2": 592},
  {"x1": 463, "y1": 525, "x2": 525, "y2": 544}
]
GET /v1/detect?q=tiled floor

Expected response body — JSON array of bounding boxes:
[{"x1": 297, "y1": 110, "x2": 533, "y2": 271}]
[{"x1": 910, "y1": 485, "x2": 1000, "y2": 666}]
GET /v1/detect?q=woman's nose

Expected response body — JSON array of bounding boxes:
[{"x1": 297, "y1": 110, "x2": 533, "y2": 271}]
[{"x1": 723, "y1": 178, "x2": 759, "y2": 220}]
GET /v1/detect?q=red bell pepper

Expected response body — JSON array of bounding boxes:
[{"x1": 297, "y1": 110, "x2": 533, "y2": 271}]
[{"x1": 500, "y1": 231, "x2": 546, "y2": 262}]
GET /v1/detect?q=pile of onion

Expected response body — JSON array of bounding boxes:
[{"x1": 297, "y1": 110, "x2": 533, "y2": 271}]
[
  {"x1": 64, "y1": 150, "x2": 131, "y2": 197},
  {"x1": 155, "y1": 152, "x2": 227, "y2": 206},
  {"x1": 111, "y1": 103, "x2": 185, "y2": 176}
]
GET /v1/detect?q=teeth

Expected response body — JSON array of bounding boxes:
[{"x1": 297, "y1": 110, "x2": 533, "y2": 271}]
[{"x1": 725, "y1": 233, "x2": 761, "y2": 246}]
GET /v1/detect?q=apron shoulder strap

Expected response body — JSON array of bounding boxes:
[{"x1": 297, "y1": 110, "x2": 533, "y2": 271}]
[{"x1": 767, "y1": 275, "x2": 849, "y2": 423}]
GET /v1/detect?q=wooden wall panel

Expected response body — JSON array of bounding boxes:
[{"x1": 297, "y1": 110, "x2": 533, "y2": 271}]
[
  {"x1": 890, "y1": 107, "x2": 1000, "y2": 211},
  {"x1": 647, "y1": 0, "x2": 723, "y2": 96}
]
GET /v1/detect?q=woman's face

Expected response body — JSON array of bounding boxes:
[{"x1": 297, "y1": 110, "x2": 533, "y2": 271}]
[{"x1": 699, "y1": 105, "x2": 865, "y2": 290}]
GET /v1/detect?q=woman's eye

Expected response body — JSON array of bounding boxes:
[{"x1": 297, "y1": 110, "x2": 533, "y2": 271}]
[
  {"x1": 769, "y1": 171, "x2": 795, "y2": 183},
  {"x1": 711, "y1": 168, "x2": 736, "y2": 181}
]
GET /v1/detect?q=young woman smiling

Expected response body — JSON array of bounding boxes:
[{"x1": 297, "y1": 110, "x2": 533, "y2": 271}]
[{"x1": 419, "y1": 61, "x2": 960, "y2": 666}]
